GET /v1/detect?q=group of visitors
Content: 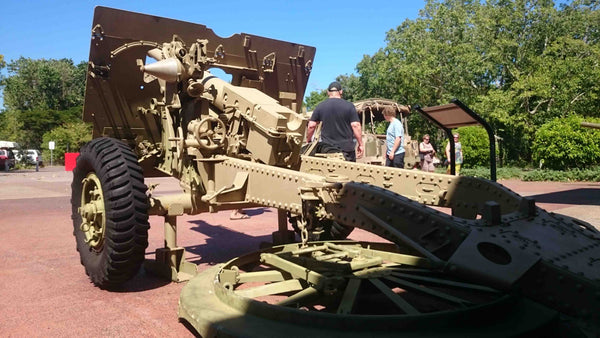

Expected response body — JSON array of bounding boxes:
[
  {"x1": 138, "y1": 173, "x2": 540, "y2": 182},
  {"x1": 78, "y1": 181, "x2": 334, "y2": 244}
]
[
  {"x1": 309, "y1": 80, "x2": 463, "y2": 174},
  {"x1": 234, "y1": 80, "x2": 463, "y2": 220},
  {"x1": 308, "y1": 81, "x2": 407, "y2": 168},
  {"x1": 420, "y1": 133, "x2": 462, "y2": 174}
]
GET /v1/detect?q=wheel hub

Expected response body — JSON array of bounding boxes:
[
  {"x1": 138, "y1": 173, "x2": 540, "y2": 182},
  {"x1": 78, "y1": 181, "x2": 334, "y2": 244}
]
[{"x1": 78, "y1": 173, "x2": 105, "y2": 249}]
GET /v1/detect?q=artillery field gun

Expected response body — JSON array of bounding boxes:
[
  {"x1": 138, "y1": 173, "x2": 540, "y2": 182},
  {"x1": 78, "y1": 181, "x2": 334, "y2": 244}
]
[{"x1": 73, "y1": 7, "x2": 599, "y2": 337}]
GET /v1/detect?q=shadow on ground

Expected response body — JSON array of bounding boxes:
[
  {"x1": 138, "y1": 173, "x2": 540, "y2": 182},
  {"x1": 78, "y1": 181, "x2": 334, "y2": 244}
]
[
  {"x1": 186, "y1": 218, "x2": 272, "y2": 266},
  {"x1": 529, "y1": 188, "x2": 600, "y2": 206},
  {"x1": 109, "y1": 268, "x2": 173, "y2": 293}
]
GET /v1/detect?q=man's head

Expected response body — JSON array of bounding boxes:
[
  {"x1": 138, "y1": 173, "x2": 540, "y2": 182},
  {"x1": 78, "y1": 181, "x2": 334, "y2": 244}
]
[{"x1": 327, "y1": 81, "x2": 343, "y2": 98}]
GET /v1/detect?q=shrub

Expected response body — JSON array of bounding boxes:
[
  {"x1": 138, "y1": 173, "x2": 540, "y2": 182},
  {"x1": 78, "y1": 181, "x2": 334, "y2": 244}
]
[
  {"x1": 443, "y1": 126, "x2": 491, "y2": 168},
  {"x1": 41, "y1": 121, "x2": 92, "y2": 164},
  {"x1": 459, "y1": 166, "x2": 600, "y2": 181},
  {"x1": 459, "y1": 166, "x2": 523, "y2": 180},
  {"x1": 531, "y1": 115, "x2": 600, "y2": 170}
]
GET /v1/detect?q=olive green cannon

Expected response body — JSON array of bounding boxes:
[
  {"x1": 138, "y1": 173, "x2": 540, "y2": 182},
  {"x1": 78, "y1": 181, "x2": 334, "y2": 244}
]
[{"x1": 71, "y1": 7, "x2": 599, "y2": 337}]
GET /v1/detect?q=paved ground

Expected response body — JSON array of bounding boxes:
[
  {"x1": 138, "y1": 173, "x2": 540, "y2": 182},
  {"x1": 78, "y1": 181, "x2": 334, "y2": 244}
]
[{"x1": 0, "y1": 166, "x2": 598, "y2": 337}]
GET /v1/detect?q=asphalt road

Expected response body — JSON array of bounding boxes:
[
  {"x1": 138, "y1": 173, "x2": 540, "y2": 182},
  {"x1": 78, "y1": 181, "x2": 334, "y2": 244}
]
[{"x1": 0, "y1": 166, "x2": 598, "y2": 337}]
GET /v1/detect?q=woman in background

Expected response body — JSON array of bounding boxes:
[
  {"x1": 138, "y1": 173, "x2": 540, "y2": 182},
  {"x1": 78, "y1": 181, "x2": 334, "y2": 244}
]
[{"x1": 419, "y1": 134, "x2": 436, "y2": 172}]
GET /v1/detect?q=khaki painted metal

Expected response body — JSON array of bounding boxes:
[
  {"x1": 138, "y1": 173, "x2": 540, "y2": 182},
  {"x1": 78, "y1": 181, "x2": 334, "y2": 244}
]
[
  {"x1": 581, "y1": 121, "x2": 600, "y2": 129},
  {"x1": 179, "y1": 242, "x2": 559, "y2": 337},
  {"x1": 80, "y1": 7, "x2": 599, "y2": 336}
]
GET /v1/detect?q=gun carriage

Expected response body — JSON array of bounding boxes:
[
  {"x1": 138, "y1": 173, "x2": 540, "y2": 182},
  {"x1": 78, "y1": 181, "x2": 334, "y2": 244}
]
[{"x1": 72, "y1": 7, "x2": 599, "y2": 336}]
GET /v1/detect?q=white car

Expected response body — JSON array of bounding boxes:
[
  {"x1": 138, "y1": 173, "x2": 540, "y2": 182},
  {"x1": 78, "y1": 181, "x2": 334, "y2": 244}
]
[{"x1": 25, "y1": 149, "x2": 43, "y2": 166}]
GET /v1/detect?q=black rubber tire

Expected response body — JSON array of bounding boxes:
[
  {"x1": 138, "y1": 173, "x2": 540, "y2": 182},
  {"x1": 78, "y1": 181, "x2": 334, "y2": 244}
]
[{"x1": 71, "y1": 137, "x2": 149, "y2": 288}]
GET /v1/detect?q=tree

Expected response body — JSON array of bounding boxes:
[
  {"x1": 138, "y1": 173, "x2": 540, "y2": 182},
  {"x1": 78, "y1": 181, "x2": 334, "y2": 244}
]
[
  {"x1": 2, "y1": 57, "x2": 86, "y2": 111},
  {"x1": 304, "y1": 74, "x2": 364, "y2": 112},
  {"x1": 0, "y1": 109, "x2": 24, "y2": 144},
  {"x1": 0, "y1": 54, "x2": 5, "y2": 76},
  {"x1": 350, "y1": 0, "x2": 600, "y2": 166},
  {"x1": 0, "y1": 57, "x2": 86, "y2": 149},
  {"x1": 0, "y1": 54, "x2": 6, "y2": 112},
  {"x1": 42, "y1": 121, "x2": 92, "y2": 164},
  {"x1": 532, "y1": 115, "x2": 600, "y2": 170},
  {"x1": 304, "y1": 89, "x2": 327, "y2": 112}
]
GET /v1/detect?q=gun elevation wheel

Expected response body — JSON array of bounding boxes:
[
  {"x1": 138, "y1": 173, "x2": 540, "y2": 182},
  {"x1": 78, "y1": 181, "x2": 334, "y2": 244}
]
[
  {"x1": 179, "y1": 241, "x2": 557, "y2": 337},
  {"x1": 71, "y1": 137, "x2": 149, "y2": 288}
]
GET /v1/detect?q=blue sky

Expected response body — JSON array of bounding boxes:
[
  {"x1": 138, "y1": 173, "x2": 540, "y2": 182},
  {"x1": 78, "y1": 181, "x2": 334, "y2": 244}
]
[{"x1": 0, "y1": 0, "x2": 423, "y2": 106}]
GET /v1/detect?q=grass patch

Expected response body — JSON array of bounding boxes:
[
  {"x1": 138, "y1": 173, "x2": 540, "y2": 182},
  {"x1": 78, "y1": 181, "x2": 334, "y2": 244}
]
[{"x1": 457, "y1": 166, "x2": 600, "y2": 181}]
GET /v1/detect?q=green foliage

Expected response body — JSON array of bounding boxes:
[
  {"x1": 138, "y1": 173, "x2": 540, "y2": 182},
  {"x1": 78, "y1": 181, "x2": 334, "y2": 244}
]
[
  {"x1": 459, "y1": 166, "x2": 600, "y2": 181},
  {"x1": 0, "y1": 57, "x2": 86, "y2": 149},
  {"x1": 304, "y1": 89, "x2": 327, "y2": 112},
  {"x1": 42, "y1": 121, "x2": 92, "y2": 164},
  {"x1": 522, "y1": 167, "x2": 600, "y2": 181},
  {"x1": 531, "y1": 114, "x2": 600, "y2": 170},
  {"x1": 460, "y1": 166, "x2": 523, "y2": 180},
  {"x1": 344, "y1": 0, "x2": 600, "y2": 166},
  {"x1": 0, "y1": 109, "x2": 24, "y2": 144},
  {"x1": 335, "y1": 74, "x2": 362, "y2": 103},
  {"x1": 0, "y1": 106, "x2": 83, "y2": 149},
  {"x1": 304, "y1": 74, "x2": 364, "y2": 112},
  {"x1": 2, "y1": 57, "x2": 86, "y2": 111},
  {"x1": 443, "y1": 126, "x2": 490, "y2": 168},
  {"x1": 364, "y1": 120, "x2": 388, "y2": 135}
]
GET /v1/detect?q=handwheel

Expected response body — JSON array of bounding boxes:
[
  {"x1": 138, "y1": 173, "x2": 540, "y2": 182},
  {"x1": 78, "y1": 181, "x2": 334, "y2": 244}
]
[{"x1": 193, "y1": 116, "x2": 226, "y2": 150}]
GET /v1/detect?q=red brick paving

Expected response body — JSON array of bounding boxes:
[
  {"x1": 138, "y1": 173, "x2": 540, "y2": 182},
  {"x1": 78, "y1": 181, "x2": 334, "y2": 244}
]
[{"x1": 0, "y1": 167, "x2": 598, "y2": 336}]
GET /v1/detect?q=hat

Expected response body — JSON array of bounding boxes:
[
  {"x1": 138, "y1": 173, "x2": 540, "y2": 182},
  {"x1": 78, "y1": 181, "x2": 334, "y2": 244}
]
[{"x1": 327, "y1": 81, "x2": 342, "y2": 92}]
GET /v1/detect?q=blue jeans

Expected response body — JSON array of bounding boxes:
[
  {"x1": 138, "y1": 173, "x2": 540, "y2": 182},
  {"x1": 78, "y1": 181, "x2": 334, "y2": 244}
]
[{"x1": 386, "y1": 152, "x2": 405, "y2": 168}]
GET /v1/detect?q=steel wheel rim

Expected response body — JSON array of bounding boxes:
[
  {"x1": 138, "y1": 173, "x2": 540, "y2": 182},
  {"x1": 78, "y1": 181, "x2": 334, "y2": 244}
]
[
  {"x1": 79, "y1": 172, "x2": 106, "y2": 250},
  {"x1": 214, "y1": 241, "x2": 512, "y2": 330}
]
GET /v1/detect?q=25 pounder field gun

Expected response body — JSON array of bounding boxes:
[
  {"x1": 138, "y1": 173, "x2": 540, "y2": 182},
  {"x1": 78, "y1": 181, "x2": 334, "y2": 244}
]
[{"x1": 72, "y1": 7, "x2": 599, "y2": 337}]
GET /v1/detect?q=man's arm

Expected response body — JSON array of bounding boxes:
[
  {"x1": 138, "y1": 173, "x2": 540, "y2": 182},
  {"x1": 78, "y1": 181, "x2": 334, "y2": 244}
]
[
  {"x1": 306, "y1": 120, "x2": 319, "y2": 143},
  {"x1": 350, "y1": 121, "x2": 364, "y2": 158}
]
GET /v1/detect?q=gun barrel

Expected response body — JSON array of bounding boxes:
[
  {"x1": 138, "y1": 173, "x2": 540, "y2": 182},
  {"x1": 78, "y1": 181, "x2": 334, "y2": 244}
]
[{"x1": 581, "y1": 121, "x2": 600, "y2": 129}]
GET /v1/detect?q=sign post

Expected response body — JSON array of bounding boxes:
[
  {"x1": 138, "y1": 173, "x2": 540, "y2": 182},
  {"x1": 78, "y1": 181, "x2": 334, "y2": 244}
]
[{"x1": 49, "y1": 141, "x2": 55, "y2": 167}]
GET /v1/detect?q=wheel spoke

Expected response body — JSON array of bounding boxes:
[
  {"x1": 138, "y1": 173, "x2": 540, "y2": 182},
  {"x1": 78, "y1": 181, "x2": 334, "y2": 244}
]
[
  {"x1": 368, "y1": 278, "x2": 420, "y2": 314},
  {"x1": 235, "y1": 279, "x2": 303, "y2": 298},
  {"x1": 213, "y1": 242, "x2": 519, "y2": 330},
  {"x1": 336, "y1": 278, "x2": 361, "y2": 314},
  {"x1": 390, "y1": 272, "x2": 499, "y2": 293},
  {"x1": 276, "y1": 286, "x2": 319, "y2": 307},
  {"x1": 384, "y1": 276, "x2": 471, "y2": 306}
]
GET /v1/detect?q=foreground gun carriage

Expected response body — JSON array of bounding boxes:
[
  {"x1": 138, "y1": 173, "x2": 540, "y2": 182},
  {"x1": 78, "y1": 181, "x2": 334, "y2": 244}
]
[{"x1": 72, "y1": 7, "x2": 599, "y2": 336}]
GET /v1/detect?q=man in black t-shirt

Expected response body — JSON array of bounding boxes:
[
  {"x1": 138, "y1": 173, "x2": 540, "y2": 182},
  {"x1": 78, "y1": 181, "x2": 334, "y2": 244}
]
[{"x1": 306, "y1": 81, "x2": 364, "y2": 161}]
